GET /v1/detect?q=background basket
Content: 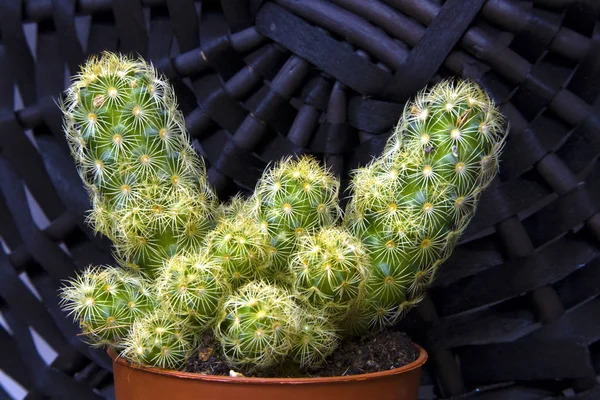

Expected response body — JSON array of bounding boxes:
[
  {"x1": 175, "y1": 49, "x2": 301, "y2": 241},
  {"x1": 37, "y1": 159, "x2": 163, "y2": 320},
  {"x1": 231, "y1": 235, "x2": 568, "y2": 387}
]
[{"x1": 0, "y1": 0, "x2": 599, "y2": 398}]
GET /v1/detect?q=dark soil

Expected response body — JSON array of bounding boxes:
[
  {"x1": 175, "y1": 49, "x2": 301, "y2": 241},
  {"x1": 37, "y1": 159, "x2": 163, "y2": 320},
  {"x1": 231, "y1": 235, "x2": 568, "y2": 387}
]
[
  {"x1": 187, "y1": 330, "x2": 418, "y2": 378},
  {"x1": 318, "y1": 331, "x2": 418, "y2": 377},
  {"x1": 187, "y1": 333, "x2": 231, "y2": 376}
]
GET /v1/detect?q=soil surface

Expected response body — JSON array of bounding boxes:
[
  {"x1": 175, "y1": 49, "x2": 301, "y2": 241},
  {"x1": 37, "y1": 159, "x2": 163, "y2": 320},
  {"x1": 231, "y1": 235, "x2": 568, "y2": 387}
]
[
  {"x1": 318, "y1": 331, "x2": 418, "y2": 377},
  {"x1": 187, "y1": 330, "x2": 418, "y2": 378}
]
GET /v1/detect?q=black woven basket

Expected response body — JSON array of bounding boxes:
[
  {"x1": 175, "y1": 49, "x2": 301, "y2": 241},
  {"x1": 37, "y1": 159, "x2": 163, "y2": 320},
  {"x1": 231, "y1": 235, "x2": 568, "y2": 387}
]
[{"x1": 1, "y1": 0, "x2": 599, "y2": 399}]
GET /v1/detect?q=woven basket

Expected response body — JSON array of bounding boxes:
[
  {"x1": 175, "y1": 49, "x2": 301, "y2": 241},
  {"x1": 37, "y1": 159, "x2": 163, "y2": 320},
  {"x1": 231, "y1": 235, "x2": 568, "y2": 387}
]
[{"x1": 0, "y1": 0, "x2": 599, "y2": 398}]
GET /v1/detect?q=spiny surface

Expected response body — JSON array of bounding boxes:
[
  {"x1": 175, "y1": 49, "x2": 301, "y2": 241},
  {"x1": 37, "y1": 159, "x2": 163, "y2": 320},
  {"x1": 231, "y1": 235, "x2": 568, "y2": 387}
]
[
  {"x1": 215, "y1": 281, "x2": 299, "y2": 368},
  {"x1": 292, "y1": 226, "x2": 369, "y2": 318},
  {"x1": 122, "y1": 310, "x2": 195, "y2": 370},
  {"x1": 292, "y1": 310, "x2": 339, "y2": 368},
  {"x1": 254, "y1": 156, "x2": 341, "y2": 273},
  {"x1": 345, "y1": 80, "x2": 506, "y2": 333},
  {"x1": 61, "y1": 52, "x2": 217, "y2": 277},
  {"x1": 205, "y1": 214, "x2": 272, "y2": 288},
  {"x1": 60, "y1": 266, "x2": 155, "y2": 347},
  {"x1": 155, "y1": 254, "x2": 229, "y2": 331}
]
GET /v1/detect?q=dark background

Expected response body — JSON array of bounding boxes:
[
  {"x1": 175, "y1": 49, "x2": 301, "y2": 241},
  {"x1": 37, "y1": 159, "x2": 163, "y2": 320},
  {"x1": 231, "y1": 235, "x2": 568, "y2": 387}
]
[{"x1": 0, "y1": 0, "x2": 599, "y2": 398}]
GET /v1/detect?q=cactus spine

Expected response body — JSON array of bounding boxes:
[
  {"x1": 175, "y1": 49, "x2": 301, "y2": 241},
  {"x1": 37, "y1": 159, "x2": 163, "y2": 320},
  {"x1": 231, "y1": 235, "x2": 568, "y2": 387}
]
[
  {"x1": 122, "y1": 310, "x2": 195, "y2": 370},
  {"x1": 345, "y1": 80, "x2": 506, "y2": 333},
  {"x1": 61, "y1": 52, "x2": 217, "y2": 277},
  {"x1": 60, "y1": 266, "x2": 155, "y2": 347},
  {"x1": 215, "y1": 281, "x2": 299, "y2": 368}
]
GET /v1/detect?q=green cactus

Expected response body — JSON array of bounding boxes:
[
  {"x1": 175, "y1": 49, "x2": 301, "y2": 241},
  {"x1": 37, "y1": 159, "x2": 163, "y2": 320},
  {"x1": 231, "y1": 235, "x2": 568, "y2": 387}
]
[
  {"x1": 214, "y1": 281, "x2": 299, "y2": 368},
  {"x1": 254, "y1": 156, "x2": 341, "y2": 275},
  {"x1": 205, "y1": 215, "x2": 272, "y2": 288},
  {"x1": 218, "y1": 194, "x2": 253, "y2": 222},
  {"x1": 61, "y1": 52, "x2": 217, "y2": 277},
  {"x1": 122, "y1": 310, "x2": 195, "y2": 370},
  {"x1": 155, "y1": 254, "x2": 229, "y2": 331},
  {"x1": 344, "y1": 80, "x2": 506, "y2": 333},
  {"x1": 292, "y1": 226, "x2": 369, "y2": 318},
  {"x1": 292, "y1": 310, "x2": 339, "y2": 368},
  {"x1": 60, "y1": 54, "x2": 505, "y2": 374},
  {"x1": 60, "y1": 266, "x2": 155, "y2": 347}
]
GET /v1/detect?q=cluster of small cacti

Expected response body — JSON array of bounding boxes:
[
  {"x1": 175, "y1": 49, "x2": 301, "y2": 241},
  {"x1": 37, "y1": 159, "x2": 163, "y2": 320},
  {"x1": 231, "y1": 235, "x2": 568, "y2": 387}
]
[{"x1": 60, "y1": 53, "x2": 505, "y2": 373}]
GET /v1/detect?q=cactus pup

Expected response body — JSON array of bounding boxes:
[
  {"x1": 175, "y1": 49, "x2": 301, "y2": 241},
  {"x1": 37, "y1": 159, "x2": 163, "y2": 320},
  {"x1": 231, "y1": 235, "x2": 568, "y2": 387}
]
[
  {"x1": 215, "y1": 281, "x2": 299, "y2": 368},
  {"x1": 60, "y1": 266, "x2": 155, "y2": 347},
  {"x1": 253, "y1": 156, "x2": 342, "y2": 283}
]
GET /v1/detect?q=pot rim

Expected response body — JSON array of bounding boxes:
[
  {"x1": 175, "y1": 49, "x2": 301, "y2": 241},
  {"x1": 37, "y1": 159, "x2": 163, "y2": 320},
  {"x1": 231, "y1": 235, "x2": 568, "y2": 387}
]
[{"x1": 108, "y1": 343, "x2": 427, "y2": 385}]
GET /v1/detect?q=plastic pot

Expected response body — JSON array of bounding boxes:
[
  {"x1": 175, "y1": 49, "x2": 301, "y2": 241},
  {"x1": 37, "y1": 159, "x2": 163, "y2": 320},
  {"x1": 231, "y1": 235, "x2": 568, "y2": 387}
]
[{"x1": 109, "y1": 344, "x2": 427, "y2": 400}]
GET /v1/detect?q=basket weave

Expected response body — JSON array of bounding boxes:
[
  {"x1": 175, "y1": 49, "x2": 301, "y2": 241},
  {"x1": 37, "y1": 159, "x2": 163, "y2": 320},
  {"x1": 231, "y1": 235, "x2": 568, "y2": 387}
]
[{"x1": 0, "y1": 0, "x2": 599, "y2": 398}]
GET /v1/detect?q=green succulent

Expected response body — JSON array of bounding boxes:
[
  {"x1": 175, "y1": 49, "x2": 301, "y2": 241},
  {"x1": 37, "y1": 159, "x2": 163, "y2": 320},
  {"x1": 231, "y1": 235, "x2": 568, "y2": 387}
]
[
  {"x1": 292, "y1": 309, "x2": 339, "y2": 368},
  {"x1": 122, "y1": 310, "x2": 196, "y2": 370},
  {"x1": 59, "y1": 266, "x2": 155, "y2": 347},
  {"x1": 214, "y1": 281, "x2": 299, "y2": 368},
  {"x1": 205, "y1": 214, "x2": 272, "y2": 288},
  {"x1": 59, "y1": 52, "x2": 505, "y2": 373},
  {"x1": 344, "y1": 80, "x2": 506, "y2": 333},
  {"x1": 61, "y1": 52, "x2": 217, "y2": 277},
  {"x1": 254, "y1": 156, "x2": 341, "y2": 272},
  {"x1": 292, "y1": 226, "x2": 369, "y2": 319},
  {"x1": 155, "y1": 254, "x2": 229, "y2": 331}
]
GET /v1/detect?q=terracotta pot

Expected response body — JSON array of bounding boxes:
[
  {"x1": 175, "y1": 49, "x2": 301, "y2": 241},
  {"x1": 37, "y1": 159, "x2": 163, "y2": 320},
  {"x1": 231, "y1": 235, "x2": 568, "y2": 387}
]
[{"x1": 109, "y1": 344, "x2": 427, "y2": 400}]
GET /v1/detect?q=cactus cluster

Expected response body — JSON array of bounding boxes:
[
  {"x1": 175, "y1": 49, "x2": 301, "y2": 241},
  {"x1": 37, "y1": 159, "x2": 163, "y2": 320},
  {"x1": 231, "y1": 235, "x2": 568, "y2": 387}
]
[{"x1": 60, "y1": 53, "x2": 505, "y2": 374}]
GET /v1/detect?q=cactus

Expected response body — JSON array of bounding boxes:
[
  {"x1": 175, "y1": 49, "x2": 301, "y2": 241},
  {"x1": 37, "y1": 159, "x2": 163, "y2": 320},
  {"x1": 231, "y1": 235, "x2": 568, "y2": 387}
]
[
  {"x1": 60, "y1": 266, "x2": 155, "y2": 347},
  {"x1": 205, "y1": 215, "x2": 272, "y2": 288},
  {"x1": 218, "y1": 194, "x2": 252, "y2": 221},
  {"x1": 292, "y1": 227, "x2": 369, "y2": 318},
  {"x1": 61, "y1": 52, "x2": 217, "y2": 277},
  {"x1": 344, "y1": 80, "x2": 506, "y2": 333},
  {"x1": 254, "y1": 156, "x2": 341, "y2": 275},
  {"x1": 122, "y1": 310, "x2": 196, "y2": 370},
  {"x1": 155, "y1": 254, "x2": 229, "y2": 331},
  {"x1": 215, "y1": 281, "x2": 299, "y2": 368},
  {"x1": 292, "y1": 311, "x2": 339, "y2": 368},
  {"x1": 60, "y1": 55, "x2": 505, "y2": 374}
]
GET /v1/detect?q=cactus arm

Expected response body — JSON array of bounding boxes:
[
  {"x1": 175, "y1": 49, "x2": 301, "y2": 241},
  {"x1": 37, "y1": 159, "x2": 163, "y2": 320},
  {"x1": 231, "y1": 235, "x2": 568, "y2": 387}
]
[
  {"x1": 61, "y1": 52, "x2": 217, "y2": 277},
  {"x1": 345, "y1": 80, "x2": 506, "y2": 333}
]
